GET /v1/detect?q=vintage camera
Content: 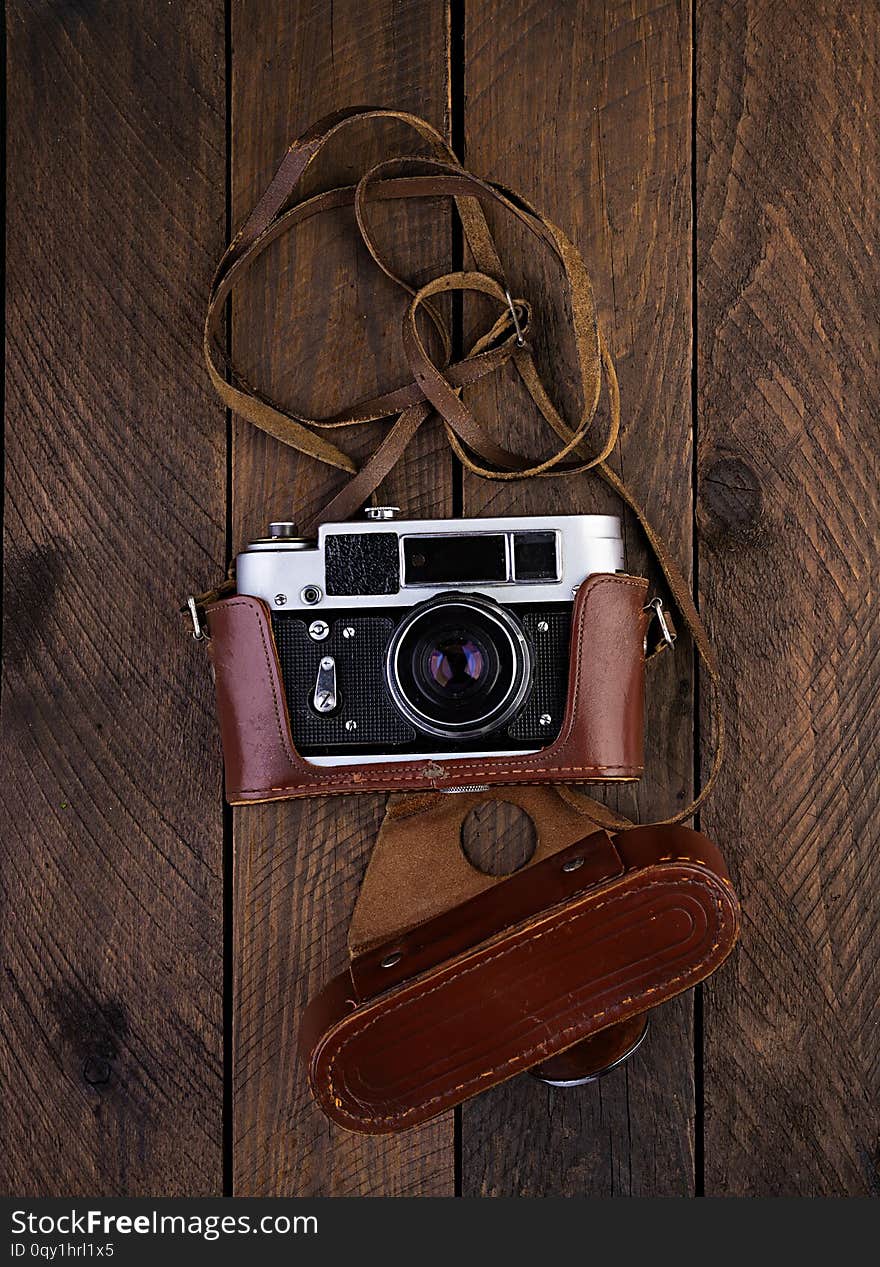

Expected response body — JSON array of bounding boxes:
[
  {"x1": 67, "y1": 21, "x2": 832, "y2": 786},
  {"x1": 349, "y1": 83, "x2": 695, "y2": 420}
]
[{"x1": 235, "y1": 510, "x2": 624, "y2": 765}]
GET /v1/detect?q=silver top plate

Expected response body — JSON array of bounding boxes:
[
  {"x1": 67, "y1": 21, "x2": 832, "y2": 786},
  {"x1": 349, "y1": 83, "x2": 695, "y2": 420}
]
[{"x1": 236, "y1": 512, "x2": 624, "y2": 610}]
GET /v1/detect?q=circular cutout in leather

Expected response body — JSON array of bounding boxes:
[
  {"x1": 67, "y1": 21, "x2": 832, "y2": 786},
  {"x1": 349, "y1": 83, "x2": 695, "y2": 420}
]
[{"x1": 460, "y1": 801, "x2": 537, "y2": 876}]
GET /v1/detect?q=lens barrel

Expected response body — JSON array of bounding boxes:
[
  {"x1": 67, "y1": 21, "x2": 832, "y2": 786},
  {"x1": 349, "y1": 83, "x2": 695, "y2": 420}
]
[{"x1": 385, "y1": 594, "x2": 532, "y2": 740}]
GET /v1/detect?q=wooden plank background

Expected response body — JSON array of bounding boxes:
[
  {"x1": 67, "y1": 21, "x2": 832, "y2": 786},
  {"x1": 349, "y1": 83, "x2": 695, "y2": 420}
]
[
  {"x1": 1, "y1": 0, "x2": 877, "y2": 1197},
  {"x1": 1, "y1": 0, "x2": 226, "y2": 1195}
]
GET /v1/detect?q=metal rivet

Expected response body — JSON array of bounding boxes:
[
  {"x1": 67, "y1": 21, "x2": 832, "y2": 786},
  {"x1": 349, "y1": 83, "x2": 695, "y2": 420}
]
[
  {"x1": 537, "y1": 619, "x2": 549, "y2": 633},
  {"x1": 308, "y1": 620, "x2": 329, "y2": 641},
  {"x1": 342, "y1": 626, "x2": 355, "y2": 639},
  {"x1": 562, "y1": 857, "x2": 585, "y2": 873},
  {"x1": 380, "y1": 952, "x2": 403, "y2": 969},
  {"x1": 344, "y1": 719, "x2": 358, "y2": 732},
  {"x1": 539, "y1": 713, "x2": 552, "y2": 726},
  {"x1": 300, "y1": 585, "x2": 322, "y2": 606},
  {"x1": 274, "y1": 593, "x2": 287, "y2": 607}
]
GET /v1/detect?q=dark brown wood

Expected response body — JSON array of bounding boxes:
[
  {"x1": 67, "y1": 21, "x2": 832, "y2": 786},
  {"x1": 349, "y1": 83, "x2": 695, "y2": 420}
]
[
  {"x1": 229, "y1": 0, "x2": 455, "y2": 1195},
  {"x1": 0, "y1": 1, "x2": 226, "y2": 1194},
  {"x1": 461, "y1": 802, "x2": 538, "y2": 876},
  {"x1": 5, "y1": 0, "x2": 878, "y2": 1202},
  {"x1": 697, "y1": 0, "x2": 880, "y2": 1196},
  {"x1": 459, "y1": 0, "x2": 697, "y2": 1195}
]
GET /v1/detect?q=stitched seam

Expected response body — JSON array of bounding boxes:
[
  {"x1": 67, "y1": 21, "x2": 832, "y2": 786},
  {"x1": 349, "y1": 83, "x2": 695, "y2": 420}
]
[
  {"x1": 322, "y1": 874, "x2": 730, "y2": 1125},
  {"x1": 326, "y1": 885, "x2": 729, "y2": 1126},
  {"x1": 235, "y1": 768, "x2": 643, "y2": 795}
]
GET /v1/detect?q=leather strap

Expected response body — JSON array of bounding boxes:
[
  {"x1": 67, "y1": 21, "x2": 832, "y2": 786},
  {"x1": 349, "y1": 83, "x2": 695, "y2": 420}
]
[{"x1": 203, "y1": 107, "x2": 721, "y2": 827}]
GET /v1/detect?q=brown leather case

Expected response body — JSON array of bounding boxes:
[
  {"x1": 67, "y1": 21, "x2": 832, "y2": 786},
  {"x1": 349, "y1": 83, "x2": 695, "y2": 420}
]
[
  {"x1": 300, "y1": 789, "x2": 740, "y2": 1135},
  {"x1": 205, "y1": 572, "x2": 648, "y2": 801}
]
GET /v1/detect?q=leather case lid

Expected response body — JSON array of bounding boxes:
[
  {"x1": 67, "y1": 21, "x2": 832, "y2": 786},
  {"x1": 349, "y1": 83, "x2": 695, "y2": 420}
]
[
  {"x1": 206, "y1": 572, "x2": 648, "y2": 801},
  {"x1": 301, "y1": 828, "x2": 740, "y2": 1135}
]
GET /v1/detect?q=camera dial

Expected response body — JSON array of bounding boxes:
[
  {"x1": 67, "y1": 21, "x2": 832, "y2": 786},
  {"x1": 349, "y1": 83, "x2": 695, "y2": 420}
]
[
  {"x1": 386, "y1": 594, "x2": 532, "y2": 740},
  {"x1": 363, "y1": 506, "x2": 400, "y2": 521}
]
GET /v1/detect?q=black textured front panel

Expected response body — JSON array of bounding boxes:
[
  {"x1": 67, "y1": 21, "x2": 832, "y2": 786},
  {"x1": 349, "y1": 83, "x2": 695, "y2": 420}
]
[
  {"x1": 325, "y1": 533, "x2": 400, "y2": 595},
  {"x1": 271, "y1": 613, "x2": 415, "y2": 750},
  {"x1": 507, "y1": 609, "x2": 571, "y2": 742}
]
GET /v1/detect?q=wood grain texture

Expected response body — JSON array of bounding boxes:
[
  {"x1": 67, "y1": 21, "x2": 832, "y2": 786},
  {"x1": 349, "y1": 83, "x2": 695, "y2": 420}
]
[
  {"x1": 697, "y1": 0, "x2": 880, "y2": 1196},
  {"x1": 461, "y1": 801, "x2": 538, "y2": 876},
  {"x1": 0, "y1": 1, "x2": 226, "y2": 1194},
  {"x1": 459, "y1": 0, "x2": 697, "y2": 1195},
  {"x1": 229, "y1": 0, "x2": 455, "y2": 1195},
  {"x1": 5, "y1": 0, "x2": 878, "y2": 1202}
]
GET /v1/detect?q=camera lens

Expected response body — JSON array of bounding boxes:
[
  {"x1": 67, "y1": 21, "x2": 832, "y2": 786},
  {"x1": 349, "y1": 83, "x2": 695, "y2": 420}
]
[
  {"x1": 386, "y1": 595, "x2": 532, "y2": 740},
  {"x1": 426, "y1": 637, "x2": 486, "y2": 693},
  {"x1": 413, "y1": 627, "x2": 497, "y2": 716}
]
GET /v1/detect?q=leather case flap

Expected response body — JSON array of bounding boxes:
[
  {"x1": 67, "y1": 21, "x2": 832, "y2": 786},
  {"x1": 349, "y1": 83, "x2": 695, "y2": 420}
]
[{"x1": 301, "y1": 827, "x2": 740, "y2": 1134}]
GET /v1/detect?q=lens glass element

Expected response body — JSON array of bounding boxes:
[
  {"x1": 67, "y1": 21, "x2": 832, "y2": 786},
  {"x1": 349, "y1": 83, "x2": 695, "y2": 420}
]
[{"x1": 428, "y1": 638, "x2": 485, "y2": 692}]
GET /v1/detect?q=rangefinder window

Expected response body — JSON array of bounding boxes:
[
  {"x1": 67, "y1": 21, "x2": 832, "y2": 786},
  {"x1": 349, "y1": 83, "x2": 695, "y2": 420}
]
[
  {"x1": 402, "y1": 534, "x2": 508, "y2": 585},
  {"x1": 513, "y1": 531, "x2": 559, "y2": 581}
]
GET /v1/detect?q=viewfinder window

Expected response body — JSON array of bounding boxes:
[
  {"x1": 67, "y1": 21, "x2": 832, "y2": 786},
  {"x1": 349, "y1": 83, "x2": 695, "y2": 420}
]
[{"x1": 513, "y1": 531, "x2": 558, "y2": 581}]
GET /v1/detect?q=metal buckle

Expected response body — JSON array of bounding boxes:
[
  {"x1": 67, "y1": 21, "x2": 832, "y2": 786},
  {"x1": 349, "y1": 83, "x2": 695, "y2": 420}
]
[
  {"x1": 186, "y1": 595, "x2": 208, "y2": 641},
  {"x1": 644, "y1": 597, "x2": 676, "y2": 650},
  {"x1": 504, "y1": 288, "x2": 526, "y2": 346}
]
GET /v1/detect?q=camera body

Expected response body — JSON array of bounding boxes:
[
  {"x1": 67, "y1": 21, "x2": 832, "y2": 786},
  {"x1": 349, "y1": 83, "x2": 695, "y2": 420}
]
[{"x1": 235, "y1": 511, "x2": 624, "y2": 766}]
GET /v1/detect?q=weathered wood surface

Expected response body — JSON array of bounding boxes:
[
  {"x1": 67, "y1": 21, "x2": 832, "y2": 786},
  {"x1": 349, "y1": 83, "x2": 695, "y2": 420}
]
[
  {"x1": 458, "y1": 0, "x2": 697, "y2": 1196},
  {"x1": 2, "y1": 0, "x2": 878, "y2": 1198},
  {"x1": 228, "y1": 0, "x2": 455, "y2": 1195},
  {"x1": 697, "y1": 0, "x2": 880, "y2": 1196},
  {"x1": 1, "y1": 1, "x2": 226, "y2": 1195}
]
